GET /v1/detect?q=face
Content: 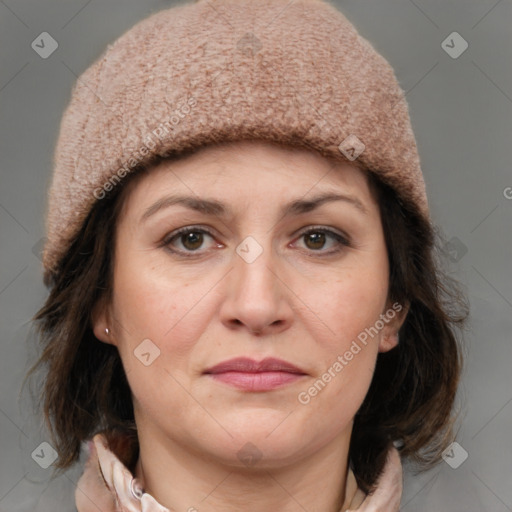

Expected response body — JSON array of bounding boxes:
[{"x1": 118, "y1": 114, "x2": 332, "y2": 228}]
[{"x1": 93, "y1": 140, "x2": 406, "y2": 468}]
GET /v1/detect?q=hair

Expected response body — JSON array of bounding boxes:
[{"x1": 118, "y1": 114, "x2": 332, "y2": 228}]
[{"x1": 24, "y1": 146, "x2": 469, "y2": 496}]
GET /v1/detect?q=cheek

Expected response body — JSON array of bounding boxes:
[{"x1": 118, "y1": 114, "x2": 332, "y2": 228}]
[
  {"x1": 293, "y1": 275, "x2": 386, "y2": 439},
  {"x1": 335, "y1": 278, "x2": 388, "y2": 343},
  {"x1": 111, "y1": 255, "x2": 215, "y2": 369},
  {"x1": 290, "y1": 254, "x2": 388, "y2": 408},
  {"x1": 296, "y1": 260, "x2": 389, "y2": 349},
  {"x1": 110, "y1": 262, "x2": 216, "y2": 427},
  {"x1": 305, "y1": 277, "x2": 383, "y2": 385}
]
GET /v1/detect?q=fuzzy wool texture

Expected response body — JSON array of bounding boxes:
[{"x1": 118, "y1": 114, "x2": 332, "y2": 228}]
[{"x1": 42, "y1": 0, "x2": 429, "y2": 281}]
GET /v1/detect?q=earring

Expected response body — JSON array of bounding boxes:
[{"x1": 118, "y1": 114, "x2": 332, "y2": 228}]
[{"x1": 105, "y1": 327, "x2": 110, "y2": 335}]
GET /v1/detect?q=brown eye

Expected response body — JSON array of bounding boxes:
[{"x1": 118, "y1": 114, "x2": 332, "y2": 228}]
[
  {"x1": 295, "y1": 227, "x2": 350, "y2": 255},
  {"x1": 304, "y1": 231, "x2": 327, "y2": 250},
  {"x1": 180, "y1": 231, "x2": 204, "y2": 251},
  {"x1": 164, "y1": 227, "x2": 218, "y2": 254}
]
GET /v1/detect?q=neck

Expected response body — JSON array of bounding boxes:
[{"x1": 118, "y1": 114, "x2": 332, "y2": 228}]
[{"x1": 133, "y1": 422, "x2": 357, "y2": 512}]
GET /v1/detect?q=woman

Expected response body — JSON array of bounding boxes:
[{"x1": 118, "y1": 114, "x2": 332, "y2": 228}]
[{"x1": 27, "y1": 0, "x2": 468, "y2": 510}]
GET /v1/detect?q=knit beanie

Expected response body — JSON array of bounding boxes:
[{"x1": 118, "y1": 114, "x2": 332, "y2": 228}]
[{"x1": 42, "y1": 0, "x2": 429, "y2": 284}]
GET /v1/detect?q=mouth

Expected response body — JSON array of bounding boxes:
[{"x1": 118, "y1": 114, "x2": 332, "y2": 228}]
[{"x1": 203, "y1": 357, "x2": 307, "y2": 392}]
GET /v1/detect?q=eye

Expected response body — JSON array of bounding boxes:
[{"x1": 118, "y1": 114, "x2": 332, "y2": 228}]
[
  {"x1": 163, "y1": 226, "x2": 220, "y2": 254},
  {"x1": 161, "y1": 225, "x2": 351, "y2": 257},
  {"x1": 293, "y1": 227, "x2": 350, "y2": 255}
]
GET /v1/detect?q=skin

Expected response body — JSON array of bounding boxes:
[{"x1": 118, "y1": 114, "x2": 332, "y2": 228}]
[{"x1": 92, "y1": 139, "x2": 408, "y2": 512}]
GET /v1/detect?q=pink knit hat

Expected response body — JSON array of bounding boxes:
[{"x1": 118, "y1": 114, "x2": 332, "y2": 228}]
[{"x1": 42, "y1": 0, "x2": 429, "y2": 283}]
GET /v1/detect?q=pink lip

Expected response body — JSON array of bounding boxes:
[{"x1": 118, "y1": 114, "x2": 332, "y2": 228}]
[{"x1": 204, "y1": 357, "x2": 307, "y2": 391}]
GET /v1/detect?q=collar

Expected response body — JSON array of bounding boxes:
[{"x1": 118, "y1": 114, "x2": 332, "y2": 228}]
[{"x1": 75, "y1": 433, "x2": 402, "y2": 511}]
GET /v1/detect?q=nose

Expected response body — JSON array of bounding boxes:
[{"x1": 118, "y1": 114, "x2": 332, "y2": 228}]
[{"x1": 219, "y1": 239, "x2": 294, "y2": 336}]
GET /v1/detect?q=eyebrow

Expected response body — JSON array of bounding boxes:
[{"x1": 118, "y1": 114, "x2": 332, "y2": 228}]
[{"x1": 140, "y1": 191, "x2": 368, "y2": 223}]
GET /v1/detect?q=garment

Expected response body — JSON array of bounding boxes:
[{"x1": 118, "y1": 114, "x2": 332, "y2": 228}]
[
  {"x1": 75, "y1": 433, "x2": 403, "y2": 512},
  {"x1": 42, "y1": 0, "x2": 430, "y2": 284}
]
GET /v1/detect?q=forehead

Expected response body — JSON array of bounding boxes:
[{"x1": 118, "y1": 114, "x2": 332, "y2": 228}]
[{"x1": 118, "y1": 139, "x2": 378, "y2": 216}]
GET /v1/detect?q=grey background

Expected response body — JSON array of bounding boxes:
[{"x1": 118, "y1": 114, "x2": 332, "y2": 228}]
[{"x1": 1, "y1": 0, "x2": 511, "y2": 510}]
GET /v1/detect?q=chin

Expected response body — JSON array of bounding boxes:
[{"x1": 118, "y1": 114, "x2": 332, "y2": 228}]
[{"x1": 194, "y1": 419, "x2": 316, "y2": 469}]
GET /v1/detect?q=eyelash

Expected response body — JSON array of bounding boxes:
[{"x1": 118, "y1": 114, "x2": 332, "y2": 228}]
[{"x1": 161, "y1": 225, "x2": 351, "y2": 257}]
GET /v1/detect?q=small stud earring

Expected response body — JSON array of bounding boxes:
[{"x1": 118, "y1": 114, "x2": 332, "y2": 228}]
[{"x1": 105, "y1": 327, "x2": 110, "y2": 335}]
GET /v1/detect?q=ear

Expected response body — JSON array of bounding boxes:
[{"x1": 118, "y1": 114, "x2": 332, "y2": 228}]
[
  {"x1": 378, "y1": 300, "x2": 410, "y2": 353},
  {"x1": 91, "y1": 295, "x2": 116, "y2": 346}
]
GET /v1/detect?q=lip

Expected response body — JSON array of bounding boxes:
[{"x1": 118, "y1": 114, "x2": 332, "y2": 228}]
[
  {"x1": 203, "y1": 357, "x2": 307, "y2": 391},
  {"x1": 204, "y1": 357, "x2": 306, "y2": 374}
]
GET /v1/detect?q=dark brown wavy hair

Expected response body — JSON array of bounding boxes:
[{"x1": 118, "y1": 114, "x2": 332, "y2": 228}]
[{"x1": 24, "y1": 145, "x2": 469, "y2": 496}]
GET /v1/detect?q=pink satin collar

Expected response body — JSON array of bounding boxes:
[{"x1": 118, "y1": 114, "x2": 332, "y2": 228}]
[{"x1": 75, "y1": 433, "x2": 402, "y2": 512}]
